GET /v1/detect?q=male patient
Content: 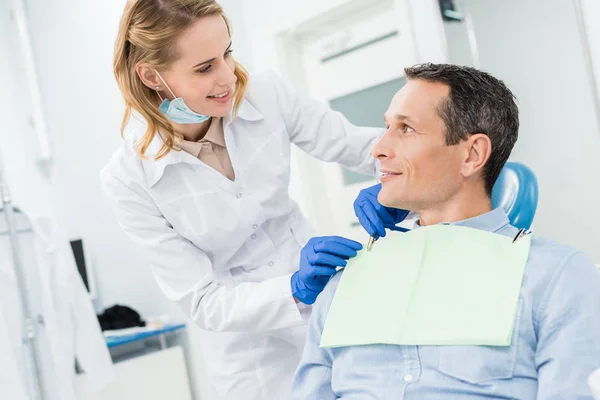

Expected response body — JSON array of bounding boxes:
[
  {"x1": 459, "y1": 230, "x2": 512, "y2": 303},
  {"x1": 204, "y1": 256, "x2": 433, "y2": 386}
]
[{"x1": 291, "y1": 63, "x2": 600, "y2": 399}]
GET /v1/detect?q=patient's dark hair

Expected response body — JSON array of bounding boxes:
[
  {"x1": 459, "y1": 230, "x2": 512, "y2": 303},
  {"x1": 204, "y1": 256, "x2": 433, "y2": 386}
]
[{"x1": 404, "y1": 63, "x2": 519, "y2": 196}]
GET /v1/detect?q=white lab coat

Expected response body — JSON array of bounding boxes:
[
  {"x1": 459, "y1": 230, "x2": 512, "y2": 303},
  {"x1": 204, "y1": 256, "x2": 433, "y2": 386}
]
[
  {"x1": 0, "y1": 210, "x2": 114, "y2": 400},
  {"x1": 101, "y1": 70, "x2": 381, "y2": 399}
]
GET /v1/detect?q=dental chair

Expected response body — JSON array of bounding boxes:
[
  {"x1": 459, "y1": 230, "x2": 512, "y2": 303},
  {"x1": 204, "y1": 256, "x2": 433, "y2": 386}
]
[{"x1": 491, "y1": 161, "x2": 539, "y2": 230}]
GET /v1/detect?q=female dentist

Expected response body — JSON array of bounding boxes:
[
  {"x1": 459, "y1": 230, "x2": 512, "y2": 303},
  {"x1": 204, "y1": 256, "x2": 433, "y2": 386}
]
[{"x1": 102, "y1": 1, "x2": 407, "y2": 399}]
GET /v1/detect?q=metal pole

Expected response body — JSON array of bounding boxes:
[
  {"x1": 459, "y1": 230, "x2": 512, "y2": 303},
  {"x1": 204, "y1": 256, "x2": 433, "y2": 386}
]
[
  {"x1": 5, "y1": 1, "x2": 49, "y2": 398},
  {"x1": 158, "y1": 333, "x2": 167, "y2": 350},
  {"x1": 0, "y1": 173, "x2": 44, "y2": 400}
]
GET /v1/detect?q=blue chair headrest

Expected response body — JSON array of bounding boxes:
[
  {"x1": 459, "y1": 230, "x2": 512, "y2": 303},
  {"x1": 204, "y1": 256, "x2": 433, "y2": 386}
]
[{"x1": 491, "y1": 161, "x2": 539, "y2": 230}]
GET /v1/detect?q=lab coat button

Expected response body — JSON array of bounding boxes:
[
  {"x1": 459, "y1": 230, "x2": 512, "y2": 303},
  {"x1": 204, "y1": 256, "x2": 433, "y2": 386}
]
[
  {"x1": 268, "y1": 261, "x2": 274, "y2": 266},
  {"x1": 251, "y1": 234, "x2": 257, "y2": 239},
  {"x1": 253, "y1": 224, "x2": 258, "y2": 229},
  {"x1": 404, "y1": 374, "x2": 413, "y2": 382},
  {"x1": 236, "y1": 193, "x2": 243, "y2": 198}
]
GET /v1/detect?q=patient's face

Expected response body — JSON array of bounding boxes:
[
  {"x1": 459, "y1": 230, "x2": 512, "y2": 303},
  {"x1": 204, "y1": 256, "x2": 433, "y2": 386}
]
[{"x1": 374, "y1": 79, "x2": 464, "y2": 210}]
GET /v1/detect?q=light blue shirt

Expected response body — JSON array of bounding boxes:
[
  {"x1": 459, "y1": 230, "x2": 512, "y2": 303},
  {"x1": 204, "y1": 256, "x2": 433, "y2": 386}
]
[{"x1": 291, "y1": 208, "x2": 600, "y2": 399}]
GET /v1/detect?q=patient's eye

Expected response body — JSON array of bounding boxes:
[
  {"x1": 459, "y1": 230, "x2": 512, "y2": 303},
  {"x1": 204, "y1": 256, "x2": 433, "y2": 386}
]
[{"x1": 402, "y1": 124, "x2": 415, "y2": 133}]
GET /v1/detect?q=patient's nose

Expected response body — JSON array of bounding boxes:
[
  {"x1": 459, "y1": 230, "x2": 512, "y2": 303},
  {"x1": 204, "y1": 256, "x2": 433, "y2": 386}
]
[{"x1": 373, "y1": 130, "x2": 394, "y2": 160}]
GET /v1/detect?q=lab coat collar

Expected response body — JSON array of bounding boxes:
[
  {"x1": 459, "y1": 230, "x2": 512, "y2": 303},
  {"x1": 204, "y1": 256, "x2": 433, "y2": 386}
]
[
  {"x1": 224, "y1": 97, "x2": 264, "y2": 126},
  {"x1": 135, "y1": 128, "x2": 196, "y2": 188},
  {"x1": 135, "y1": 98, "x2": 264, "y2": 188},
  {"x1": 413, "y1": 207, "x2": 511, "y2": 233}
]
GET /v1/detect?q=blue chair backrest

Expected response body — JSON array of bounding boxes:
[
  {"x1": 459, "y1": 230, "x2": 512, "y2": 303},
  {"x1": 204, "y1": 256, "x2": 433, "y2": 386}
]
[{"x1": 491, "y1": 161, "x2": 539, "y2": 230}]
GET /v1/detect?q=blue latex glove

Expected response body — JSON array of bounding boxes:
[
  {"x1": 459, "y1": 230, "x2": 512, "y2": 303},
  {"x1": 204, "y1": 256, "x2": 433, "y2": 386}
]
[
  {"x1": 291, "y1": 236, "x2": 362, "y2": 304},
  {"x1": 354, "y1": 183, "x2": 410, "y2": 239}
]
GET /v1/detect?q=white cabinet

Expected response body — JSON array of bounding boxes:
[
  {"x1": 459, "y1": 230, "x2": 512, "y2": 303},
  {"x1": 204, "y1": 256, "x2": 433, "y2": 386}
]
[{"x1": 74, "y1": 346, "x2": 192, "y2": 400}]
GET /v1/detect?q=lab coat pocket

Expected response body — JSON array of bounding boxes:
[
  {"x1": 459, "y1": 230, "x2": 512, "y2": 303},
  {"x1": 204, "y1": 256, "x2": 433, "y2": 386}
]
[
  {"x1": 289, "y1": 217, "x2": 313, "y2": 248},
  {"x1": 436, "y1": 297, "x2": 523, "y2": 384}
]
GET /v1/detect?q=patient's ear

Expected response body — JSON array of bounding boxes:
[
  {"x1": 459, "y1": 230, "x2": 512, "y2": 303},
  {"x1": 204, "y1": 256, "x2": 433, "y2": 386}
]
[{"x1": 461, "y1": 133, "x2": 491, "y2": 178}]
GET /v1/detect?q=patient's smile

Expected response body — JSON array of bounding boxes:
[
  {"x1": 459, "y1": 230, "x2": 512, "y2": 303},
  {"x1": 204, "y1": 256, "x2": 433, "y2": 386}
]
[{"x1": 380, "y1": 169, "x2": 402, "y2": 182}]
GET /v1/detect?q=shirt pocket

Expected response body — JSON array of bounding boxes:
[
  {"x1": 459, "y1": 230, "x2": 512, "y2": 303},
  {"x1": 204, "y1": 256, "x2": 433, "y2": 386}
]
[{"x1": 436, "y1": 297, "x2": 523, "y2": 384}]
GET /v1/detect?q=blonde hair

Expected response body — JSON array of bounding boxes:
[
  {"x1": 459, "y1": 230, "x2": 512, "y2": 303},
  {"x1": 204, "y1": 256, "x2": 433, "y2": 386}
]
[{"x1": 113, "y1": 0, "x2": 249, "y2": 159}]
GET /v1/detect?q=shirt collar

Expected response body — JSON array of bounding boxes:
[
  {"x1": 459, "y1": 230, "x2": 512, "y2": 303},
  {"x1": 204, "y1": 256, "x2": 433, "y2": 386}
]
[
  {"x1": 177, "y1": 117, "x2": 226, "y2": 149},
  {"x1": 201, "y1": 117, "x2": 225, "y2": 146},
  {"x1": 413, "y1": 208, "x2": 511, "y2": 233},
  {"x1": 133, "y1": 97, "x2": 264, "y2": 188}
]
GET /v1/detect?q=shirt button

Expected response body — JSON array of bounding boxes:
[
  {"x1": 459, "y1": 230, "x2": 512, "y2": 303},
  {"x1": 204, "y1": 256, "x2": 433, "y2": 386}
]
[
  {"x1": 403, "y1": 374, "x2": 413, "y2": 383},
  {"x1": 253, "y1": 224, "x2": 258, "y2": 229},
  {"x1": 236, "y1": 193, "x2": 243, "y2": 198},
  {"x1": 268, "y1": 261, "x2": 274, "y2": 266},
  {"x1": 251, "y1": 234, "x2": 257, "y2": 239}
]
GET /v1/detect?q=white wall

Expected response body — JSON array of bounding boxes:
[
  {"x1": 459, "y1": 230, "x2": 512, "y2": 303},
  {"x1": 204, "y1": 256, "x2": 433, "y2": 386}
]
[
  {"x1": 240, "y1": 0, "x2": 354, "y2": 74},
  {"x1": 582, "y1": 0, "x2": 600, "y2": 105},
  {"x1": 0, "y1": 1, "x2": 54, "y2": 219},
  {"x1": 239, "y1": 0, "x2": 445, "y2": 79},
  {"x1": 449, "y1": 0, "x2": 600, "y2": 261}
]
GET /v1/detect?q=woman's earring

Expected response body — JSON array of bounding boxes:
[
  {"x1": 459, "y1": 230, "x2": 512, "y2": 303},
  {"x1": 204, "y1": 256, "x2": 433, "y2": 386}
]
[{"x1": 156, "y1": 86, "x2": 160, "y2": 90}]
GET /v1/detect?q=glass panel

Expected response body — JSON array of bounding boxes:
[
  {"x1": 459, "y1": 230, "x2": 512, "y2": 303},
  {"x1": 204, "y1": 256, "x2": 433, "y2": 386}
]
[{"x1": 329, "y1": 76, "x2": 407, "y2": 185}]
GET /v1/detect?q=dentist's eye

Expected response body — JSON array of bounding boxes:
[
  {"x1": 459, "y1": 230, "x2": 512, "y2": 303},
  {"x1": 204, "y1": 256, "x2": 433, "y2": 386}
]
[
  {"x1": 197, "y1": 65, "x2": 212, "y2": 74},
  {"x1": 404, "y1": 125, "x2": 415, "y2": 133}
]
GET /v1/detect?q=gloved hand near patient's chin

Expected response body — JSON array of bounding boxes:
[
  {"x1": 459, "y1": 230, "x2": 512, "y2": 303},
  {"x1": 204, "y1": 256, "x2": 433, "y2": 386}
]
[
  {"x1": 291, "y1": 236, "x2": 362, "y2": 305},
  {"x1": 354, "y1": 183, "x2": 410, "y2": 239}
]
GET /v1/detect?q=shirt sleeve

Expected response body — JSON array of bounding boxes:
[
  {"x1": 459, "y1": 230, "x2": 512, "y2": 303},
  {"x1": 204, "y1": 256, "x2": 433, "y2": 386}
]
[
  {"x1": 268, "y1": 71, "x2": 383, "y2": 178},
  {"x1": 535, "y1": 251, "x2": 600, "y2": 399},
  {"x1": 291, "y1": 273, "x2": 342, "y2": 399}
]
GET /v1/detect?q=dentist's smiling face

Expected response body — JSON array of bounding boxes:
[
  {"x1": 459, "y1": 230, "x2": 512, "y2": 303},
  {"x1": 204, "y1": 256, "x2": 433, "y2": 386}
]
[
  {"x1": 154, "y1": 15, "x2": 238, "y2": 118},
  {"x1": 373, "y1": 79, "x2": 466, "y2": 211}
]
